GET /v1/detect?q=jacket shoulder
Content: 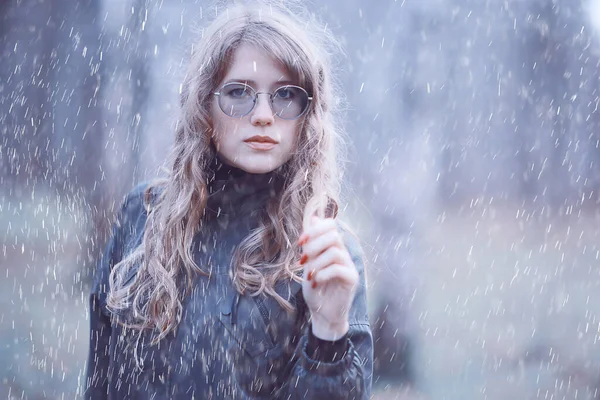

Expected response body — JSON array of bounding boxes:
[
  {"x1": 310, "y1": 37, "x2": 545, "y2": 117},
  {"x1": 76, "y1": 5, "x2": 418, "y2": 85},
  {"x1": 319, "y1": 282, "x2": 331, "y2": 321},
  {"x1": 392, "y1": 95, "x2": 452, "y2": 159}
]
[{"x1": 118, "y1": 181, "x2": 165, "y2": 223}]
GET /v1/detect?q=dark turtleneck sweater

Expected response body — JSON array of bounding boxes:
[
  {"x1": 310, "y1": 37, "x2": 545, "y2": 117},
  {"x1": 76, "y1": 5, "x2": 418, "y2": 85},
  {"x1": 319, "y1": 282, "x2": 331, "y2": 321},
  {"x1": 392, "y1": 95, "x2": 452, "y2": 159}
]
[{"x1": 204, "y1": 156, "x2": 348, "y2": 360}]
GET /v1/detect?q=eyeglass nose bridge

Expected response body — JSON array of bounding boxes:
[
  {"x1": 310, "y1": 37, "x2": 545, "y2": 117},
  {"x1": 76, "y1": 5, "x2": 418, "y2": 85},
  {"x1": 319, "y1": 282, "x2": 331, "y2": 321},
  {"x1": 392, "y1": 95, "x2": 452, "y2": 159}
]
[{"x1": 250, "y1": 92, "x2": 276, "y2": 114}]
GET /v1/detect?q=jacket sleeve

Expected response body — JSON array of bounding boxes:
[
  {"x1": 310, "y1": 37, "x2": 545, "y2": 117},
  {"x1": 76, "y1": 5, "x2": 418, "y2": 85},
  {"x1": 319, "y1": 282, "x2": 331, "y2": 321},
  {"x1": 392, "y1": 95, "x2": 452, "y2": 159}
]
[
  {"x1": 276, "y1": 226, "x2": 374, "y2": 400},
  {"x1": 83, "y1": 185, "x2": 146, "y2": 399}
]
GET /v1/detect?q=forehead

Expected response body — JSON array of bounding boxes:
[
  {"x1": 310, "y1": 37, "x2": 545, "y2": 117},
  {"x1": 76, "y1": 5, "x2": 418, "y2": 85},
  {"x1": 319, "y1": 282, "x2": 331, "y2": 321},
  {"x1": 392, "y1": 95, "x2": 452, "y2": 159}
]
[{"x1": 223, "y1": 43, "x2": 293, "y2": 85}]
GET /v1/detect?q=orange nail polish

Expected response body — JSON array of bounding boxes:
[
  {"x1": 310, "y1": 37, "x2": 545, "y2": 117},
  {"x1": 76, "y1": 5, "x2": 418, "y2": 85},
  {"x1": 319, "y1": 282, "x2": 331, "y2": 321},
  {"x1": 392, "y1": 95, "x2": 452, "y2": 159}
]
[
  {"x1": 311, "y1": 280, "x2": 317, "y2": 289},
  {"x1": 307, "y1": 270, "x2": 313, "y2": 281},
  {"x1": 300, "y1": 254, "x2": 308, "y2": 265}
]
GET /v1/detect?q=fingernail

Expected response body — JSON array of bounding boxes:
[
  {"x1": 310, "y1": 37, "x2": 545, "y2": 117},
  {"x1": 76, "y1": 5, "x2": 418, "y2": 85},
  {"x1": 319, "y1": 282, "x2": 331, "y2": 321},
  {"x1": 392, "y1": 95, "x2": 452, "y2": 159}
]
[
  {"x1": 297, "y1": 234, "x2": 308, "y2": 246},
  {"x1": 300, "y1": 254, "x2": 308, "y2": 265},
  {"x1": 307, "y1": 270, "x2": 313, "y2": 281},
  {"x1": 311, "y1": 280, "x2": 317, "y2": 289}
]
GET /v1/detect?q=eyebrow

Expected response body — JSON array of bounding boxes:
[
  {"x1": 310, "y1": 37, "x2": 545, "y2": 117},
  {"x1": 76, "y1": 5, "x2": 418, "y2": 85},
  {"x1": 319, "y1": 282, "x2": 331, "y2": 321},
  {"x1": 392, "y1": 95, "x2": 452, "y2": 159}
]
[{"x1": 222, "y1": 78, "x2": 296, "y2": 88}]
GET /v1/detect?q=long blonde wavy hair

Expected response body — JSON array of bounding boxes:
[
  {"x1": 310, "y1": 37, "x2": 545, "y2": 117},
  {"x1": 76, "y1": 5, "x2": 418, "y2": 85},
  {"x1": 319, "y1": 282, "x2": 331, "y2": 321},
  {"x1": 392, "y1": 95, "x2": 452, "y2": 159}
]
[{"x1": 106, "y1": 0, "x2": 348, "y2": 345}]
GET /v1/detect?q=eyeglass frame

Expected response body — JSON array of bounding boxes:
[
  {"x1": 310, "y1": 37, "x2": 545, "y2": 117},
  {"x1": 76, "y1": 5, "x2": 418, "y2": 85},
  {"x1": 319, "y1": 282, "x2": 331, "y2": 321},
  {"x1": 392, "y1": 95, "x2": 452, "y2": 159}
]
[{"x1": 212, "y1": 82, "x2": 313, "y2": 120}]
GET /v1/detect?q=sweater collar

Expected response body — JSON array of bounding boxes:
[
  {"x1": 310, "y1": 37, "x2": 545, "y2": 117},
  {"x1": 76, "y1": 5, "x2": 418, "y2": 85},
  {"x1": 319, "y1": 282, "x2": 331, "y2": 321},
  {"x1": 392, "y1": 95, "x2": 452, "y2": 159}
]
[{"x1": 205, "y1": 155, "x2": 286, "y2": 218}]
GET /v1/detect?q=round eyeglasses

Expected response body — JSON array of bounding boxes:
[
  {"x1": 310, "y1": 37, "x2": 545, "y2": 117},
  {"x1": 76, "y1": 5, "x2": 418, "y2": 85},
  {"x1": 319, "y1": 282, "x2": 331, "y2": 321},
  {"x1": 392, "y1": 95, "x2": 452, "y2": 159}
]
[{"x1": 213, "y1": 82, "x2": 312, "y2": 120}]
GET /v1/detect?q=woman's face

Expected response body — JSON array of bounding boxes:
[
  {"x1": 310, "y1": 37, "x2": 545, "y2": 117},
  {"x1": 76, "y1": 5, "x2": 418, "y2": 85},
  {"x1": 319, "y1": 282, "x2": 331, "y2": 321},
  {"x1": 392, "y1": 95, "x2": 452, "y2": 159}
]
[{"x1": 210, "y1": 44, "x2": 303, "y2": 174}]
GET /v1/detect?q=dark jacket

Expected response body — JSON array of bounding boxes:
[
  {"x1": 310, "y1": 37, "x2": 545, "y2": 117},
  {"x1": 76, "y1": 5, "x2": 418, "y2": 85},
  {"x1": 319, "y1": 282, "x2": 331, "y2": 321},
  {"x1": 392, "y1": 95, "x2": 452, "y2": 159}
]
[{"x1": 84, "y1": 163, "x2": 373, "y2": 399}]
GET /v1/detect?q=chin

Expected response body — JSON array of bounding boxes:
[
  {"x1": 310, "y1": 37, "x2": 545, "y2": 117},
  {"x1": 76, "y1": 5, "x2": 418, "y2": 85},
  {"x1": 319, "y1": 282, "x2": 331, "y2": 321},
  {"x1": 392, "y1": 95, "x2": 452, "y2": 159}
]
[
  {"x1": 238, "y1": 162, "x2": 279, "y2": 174},
  {"x1": 234, "y1": 155, "x2": 284, "y2": 174}
]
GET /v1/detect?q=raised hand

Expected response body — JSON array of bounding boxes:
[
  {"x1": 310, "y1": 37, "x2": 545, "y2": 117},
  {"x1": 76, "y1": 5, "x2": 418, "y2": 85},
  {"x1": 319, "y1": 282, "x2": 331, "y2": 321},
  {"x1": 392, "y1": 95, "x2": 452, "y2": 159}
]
[{"x1": 297, "y1": 215, "x2": 359, "y2": 341}]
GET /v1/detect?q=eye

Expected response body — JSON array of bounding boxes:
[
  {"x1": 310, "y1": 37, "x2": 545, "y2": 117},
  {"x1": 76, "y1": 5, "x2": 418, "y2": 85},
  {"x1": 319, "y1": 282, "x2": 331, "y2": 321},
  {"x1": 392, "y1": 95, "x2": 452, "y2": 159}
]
[
  {"x1": 224, "y1": 84, "x2": 252, "y2": 99},
  {"x1": 230, "y1": 88, "x2": 245, "y2": 97},
  {"x1": 275, "y1": 87, "x2": 295, "y2": 100}
]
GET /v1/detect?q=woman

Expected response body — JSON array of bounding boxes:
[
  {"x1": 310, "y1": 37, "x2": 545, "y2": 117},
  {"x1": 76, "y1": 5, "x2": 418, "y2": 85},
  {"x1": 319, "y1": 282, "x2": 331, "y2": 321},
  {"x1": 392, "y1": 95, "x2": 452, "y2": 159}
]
[{"x1": 85, "y1": 2, "x2": 373, "y2": 399}]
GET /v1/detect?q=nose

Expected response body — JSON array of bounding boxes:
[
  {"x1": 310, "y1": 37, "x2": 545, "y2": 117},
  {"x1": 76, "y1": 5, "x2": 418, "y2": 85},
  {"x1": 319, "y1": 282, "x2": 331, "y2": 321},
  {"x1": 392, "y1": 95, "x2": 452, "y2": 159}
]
[{"x1": 250, "y1": 94, "x2": 274, "y2": 126}]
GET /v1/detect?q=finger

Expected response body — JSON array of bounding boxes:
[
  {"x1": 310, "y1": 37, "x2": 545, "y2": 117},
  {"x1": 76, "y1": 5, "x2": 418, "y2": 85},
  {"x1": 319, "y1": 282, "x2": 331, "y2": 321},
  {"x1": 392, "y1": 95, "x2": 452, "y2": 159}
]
[
  {"x1": 298, "y1": 217, "x2": 337, "y2": 247},
  {"x1": 302, "y1": 196, "x2": 328, "y2": 232},
  {"x1": 304, "y1": 246, "x2": 351, "y2": 275},
  {"x1": 302, "y1": 229, "x2": 344, "y2": 259},
  {"x1": 302, "y1": 217, "x2": 337, "y2": 241},
  {"x1": 312, "y1": 264, "x2": 358, "y2": 286}
]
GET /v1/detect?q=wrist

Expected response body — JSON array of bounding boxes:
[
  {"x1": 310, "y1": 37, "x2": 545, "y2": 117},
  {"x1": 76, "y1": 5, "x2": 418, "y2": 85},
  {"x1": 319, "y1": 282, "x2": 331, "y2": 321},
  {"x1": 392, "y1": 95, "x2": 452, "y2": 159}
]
[{"x1": 310, "y1": 316, "x2": 349, "y2": 341}]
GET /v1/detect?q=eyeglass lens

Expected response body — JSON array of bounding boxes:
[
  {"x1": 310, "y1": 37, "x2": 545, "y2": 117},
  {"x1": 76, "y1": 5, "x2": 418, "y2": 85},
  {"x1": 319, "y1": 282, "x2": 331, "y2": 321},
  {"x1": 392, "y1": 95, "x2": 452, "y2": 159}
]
[{"x1": 218, "y1": 83, "x2": 309, "y2": 119}]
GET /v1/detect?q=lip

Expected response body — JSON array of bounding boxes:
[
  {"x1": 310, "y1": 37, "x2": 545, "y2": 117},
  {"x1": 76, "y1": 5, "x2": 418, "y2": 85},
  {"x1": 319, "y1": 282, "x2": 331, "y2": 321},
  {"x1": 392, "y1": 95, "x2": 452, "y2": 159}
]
[
  {"x1": 244, "y1": 135, "x2": 278, "y2": 151},
  {"x1": 244, "y1": 135, "x2": 278, "y2": 144},
  {"x1": 245, "y1": 141, "x2": 277, "y2": 151}
]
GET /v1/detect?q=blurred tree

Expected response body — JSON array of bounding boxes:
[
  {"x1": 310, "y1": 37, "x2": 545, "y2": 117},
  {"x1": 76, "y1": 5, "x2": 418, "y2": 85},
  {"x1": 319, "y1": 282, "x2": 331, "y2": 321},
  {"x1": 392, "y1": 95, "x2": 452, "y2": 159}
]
[
  {"x1": 0, "y1": 0, "x2": 108, "y2": 282},
  {"x1": 127, "y1": 0, "x2": 150, "y2": 184},
  {"x1": 0, "y1": 0, "x2": 55, "y2": 193}
]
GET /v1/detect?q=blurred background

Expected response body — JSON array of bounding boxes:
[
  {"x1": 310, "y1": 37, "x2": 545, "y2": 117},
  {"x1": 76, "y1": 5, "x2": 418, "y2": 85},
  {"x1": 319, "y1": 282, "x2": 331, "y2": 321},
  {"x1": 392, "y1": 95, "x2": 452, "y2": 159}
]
[{"x1": 3, "y1": 0, "x2": 600, "y2": 398}]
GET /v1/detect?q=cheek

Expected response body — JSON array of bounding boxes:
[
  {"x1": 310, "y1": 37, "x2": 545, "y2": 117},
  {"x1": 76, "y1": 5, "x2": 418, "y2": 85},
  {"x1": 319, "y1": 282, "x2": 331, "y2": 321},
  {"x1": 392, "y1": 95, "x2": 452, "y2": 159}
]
[
  {"x1": 277, "y1": 123, "x2": 301, "y2": 158},
  {"x1": 210, "y1": 107, "x2": 238, "y2": 144},
  {"x1": 209, "y1": 102, "x2": 222, "y2": 141},
  {"x1": 289, "y1": 121, "x2": 303, "y2": 147}
]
